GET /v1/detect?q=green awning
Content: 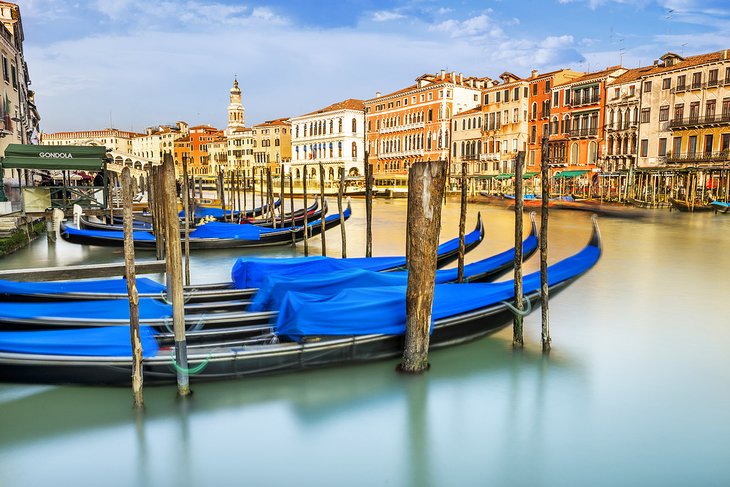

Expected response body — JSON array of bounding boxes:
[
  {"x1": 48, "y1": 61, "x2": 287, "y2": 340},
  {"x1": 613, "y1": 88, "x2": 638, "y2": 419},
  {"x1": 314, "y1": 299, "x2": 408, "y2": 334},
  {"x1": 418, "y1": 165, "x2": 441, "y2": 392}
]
[
  {"x1": 522, "y1": 172, "x2": 538, "y2": 178},
  {"x1": 1, "y1": 144, "x2": 109, "y2": 170},
  {"x1": 494, "y1": 173, "x2": 513, "y2": 180},
  {"x1": 554, "y1": 170, "x2": 589, "y2": 179}
]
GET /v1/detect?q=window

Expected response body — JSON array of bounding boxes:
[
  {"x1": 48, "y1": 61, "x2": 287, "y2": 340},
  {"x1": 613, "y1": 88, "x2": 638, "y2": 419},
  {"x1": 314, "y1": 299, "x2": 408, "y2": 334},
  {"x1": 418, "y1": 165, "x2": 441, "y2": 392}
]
[
  {"x1": 484, "y1": 94, "x2": 489, "y2": 104},
  {"x1": 643, "y1": 81, "x2": 652, "y2": 92},
  {"x1": 1, "y1": 56, "x2": 7, "y2": 82},
  {"x1": 662, "y1": 78, "x2": 671, "y2": 90},
  {"x1": 640, "y1": 139, "x2": 648, "y2": 157},
  {"x1": 352, "y1": 118, "x2": 357, "y2": 133},
  {"x1": 723, "y1": 98, "x2": 730, "y2": 118},
  {"x1": 532, "y1": 84, "x2": 537, "y2": 95},
  {"x1": 640, "y1": 108, "x2": 650, "y2": 123},
  {"x1": 629, "y1": 85, "x2": 636, "y2": 96},
  {"x1": 704, "y1": 134, "x2": 713, "y2": 154},
  {"x1": 689, "y1": 102, "x2": 700, "y2": 121},
  {"x1": 427, "y1": 92, "x2": 433, "y2": 101},
  {"x1": 404, "y1": 98, "x2": 408, "y2": 106},
  {"x1": 10, "y1": 64, "x2": 16, "y2": 89},
  {"x1": 708, "y1": 69, "x2": 719, "y2": 86},
  {"x1": 513, "y1": 87, "x2": 520, "y2": 100},
  {"x1": 504, "y1": 89, "x2": 509, "y2": 102},
  {"x1": 570, "y1": 143, "x2": 578, "y2": 164},
  {"x1": 706, "y1": 100, "x2": 716, "y2": 119},
  {"x1": 496, "y1": 91, "x2": 501, "y2": 103},
  {"x1": 553, "y1": 91, "x2": 559, "y2": 107},
  {"x1": 545, "y1": 80, "x2": 551, "y2": 92},
  {"x1": 352, "y1": 142, "x2": 357, "y2": 158},
  {"x1": 674, "y1": 104, "x2": 684, "y2": 121},
  {"x1": 677, "y1": 75, "x2": 686, "y2": 90},
  {"x1": 659, "y1": 106, "x2": 669, "y2": 122},
  {"x1": 524, "y1": 87, "x2": 528, "y2": 98},
  {"x1": 692, "y1": 72, "x2": 702, "y2": 89},
  {"x1": 564, "y1": 89, "x2": 571, "y2": 105},
  {"x1": 658, "y1": 138, "x2": 667, "y2": 157}
]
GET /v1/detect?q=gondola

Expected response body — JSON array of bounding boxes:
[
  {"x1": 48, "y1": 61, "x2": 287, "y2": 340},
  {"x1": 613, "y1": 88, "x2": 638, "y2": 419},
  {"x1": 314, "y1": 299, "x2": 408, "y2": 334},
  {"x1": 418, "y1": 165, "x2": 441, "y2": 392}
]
[
  {"x1": 711, "y1": 201, "x2": 730, "y2": 214},
  {"x1": 0, "y1": 215, "x2": 531, "y2": 328},
  {"x1": 97, "y1": 199, "x2": 321, "y2": 231},
  {"x1": 668, "y1": 198, "x2": 714, "y2": 212},
  {"x1": 0, "y1": 217, "x2": 601, "y2": 385},
  {"x1": 1, "y1": 215, "x2": 487, "y2": 302},
  {"x1": 60, "y1": 204, "x2": 352, "y2": 250},
  {"x1": 186, "y1": 198, "x2": 282, "y2": 220}
]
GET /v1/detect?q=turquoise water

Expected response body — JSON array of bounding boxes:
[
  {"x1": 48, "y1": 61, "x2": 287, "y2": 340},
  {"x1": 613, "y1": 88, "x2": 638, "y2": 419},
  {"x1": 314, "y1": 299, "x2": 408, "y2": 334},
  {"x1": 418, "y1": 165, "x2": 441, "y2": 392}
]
[{"x1": 1, "y1": 199, "x2": 729, "y2": 486}]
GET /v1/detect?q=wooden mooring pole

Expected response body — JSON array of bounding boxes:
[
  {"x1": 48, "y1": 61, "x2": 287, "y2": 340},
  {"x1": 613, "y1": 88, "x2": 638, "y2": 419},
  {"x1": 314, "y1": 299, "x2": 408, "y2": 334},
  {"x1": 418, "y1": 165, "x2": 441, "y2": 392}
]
[
  {"x1": 319, "y1": 163, "x2": 327, "y2": 256},
  {"x1": 338, "y1": 167, "x2": 347, "y2": 258},
  {"x1": 457, "y1": 161, "x2": 467, "y2": 283},
  {"x1": 121, "y1": 167, "x2": 144, "y2": 409},
  {"x1": 365, "y1": 153, "x2": 373, "y2": 257},
  {"x1": 181, "y1": 156, "x2": 191, "y2": 286},
  {"x1": 161, "y1": 154, "x2": 190, "y2": 396},
  {"x1": 303, "y1": 167, "x2": 309, "y2": 256},
  {"x1": 399, "y1": 160, "x2": 448, "y2": 373},
  {"x1": 539, "y1": 137, "x2": 551, "y2": 352},
  {"x1": 513, "y1": 151, "x2": 526, "y2": 348},
  {"x1": 289, "y1": 174, "x2": 296, "y2": 246}
]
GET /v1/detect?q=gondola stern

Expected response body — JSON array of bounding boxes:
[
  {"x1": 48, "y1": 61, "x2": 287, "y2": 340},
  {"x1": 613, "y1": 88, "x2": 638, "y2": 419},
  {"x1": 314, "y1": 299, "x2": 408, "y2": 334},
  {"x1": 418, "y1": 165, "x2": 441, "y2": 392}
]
[{"x1": 588, "y1": 214, "x2": 603, "y2": 254}]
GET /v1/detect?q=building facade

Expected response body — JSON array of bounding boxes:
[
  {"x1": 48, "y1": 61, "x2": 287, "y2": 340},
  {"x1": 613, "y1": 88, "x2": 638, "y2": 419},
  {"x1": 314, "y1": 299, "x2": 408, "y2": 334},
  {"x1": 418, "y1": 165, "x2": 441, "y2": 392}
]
[
  {"x1": 252, "y1": 118, "x2": 291, "y2": 178},
  {"x1": 364, "y1": 71, "x2": 489, "y2": 176},
  {"x1": 290, "y1": 98, "x2": 365, "y2": 182},
  {"x1": 187, "y1": 124, "x2": 223, "y2": 175},
  {"x1": 40, "y1": 128, "x2": 140, "y2": 153},
  {"x1": 603, "y1": 67, "x2": 649, "y2": 172},
  {"x1": 131, "y1": 121, "x2": 188, "y2": 164}
]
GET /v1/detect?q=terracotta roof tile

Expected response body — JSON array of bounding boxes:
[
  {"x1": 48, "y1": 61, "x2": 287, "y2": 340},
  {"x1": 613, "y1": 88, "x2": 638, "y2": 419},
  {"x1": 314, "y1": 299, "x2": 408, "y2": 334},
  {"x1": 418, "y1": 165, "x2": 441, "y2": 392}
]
[{"x1": 302, "y1": 98, "x2": 365, "y2": 116}]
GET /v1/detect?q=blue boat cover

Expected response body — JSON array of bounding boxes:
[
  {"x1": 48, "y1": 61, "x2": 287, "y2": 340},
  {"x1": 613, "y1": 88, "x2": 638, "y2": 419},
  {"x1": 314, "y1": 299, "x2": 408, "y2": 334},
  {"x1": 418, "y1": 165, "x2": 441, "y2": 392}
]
[
  {"x1": 248, "y1": 234, "x2": 538, "y2": 311},
  {"x1": 274, "y1": 242, "x2": 600, "y2": 340},
  {"x1": 180, "y1": 199, "x2": 281, "y2": 219},
  {"x1": 63, "y1": 223, "x2": 156, "y2": 241},
  {"x1": 711, "y1": 201, "x2": 729, "y2": 208},
  {"x1": 0, "y1": 298, "x2": 171, "y2": 321},
  {"x1": 0, "y1": 277, "x2": 165, "y2": 296},
  {"x1": 0, "y1": 325, "x2": 159, "y2": 357},
  {"x1": 231, "y1": 217, "x2": 478, "y2": 289}
]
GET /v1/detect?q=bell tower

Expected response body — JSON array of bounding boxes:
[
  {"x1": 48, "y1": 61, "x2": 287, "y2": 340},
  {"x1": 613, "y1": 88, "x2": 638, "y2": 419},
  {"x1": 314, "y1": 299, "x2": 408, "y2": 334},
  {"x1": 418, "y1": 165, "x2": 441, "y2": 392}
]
[{"x1": 227, "y1": 77, "x2": 245, "y2": 134}]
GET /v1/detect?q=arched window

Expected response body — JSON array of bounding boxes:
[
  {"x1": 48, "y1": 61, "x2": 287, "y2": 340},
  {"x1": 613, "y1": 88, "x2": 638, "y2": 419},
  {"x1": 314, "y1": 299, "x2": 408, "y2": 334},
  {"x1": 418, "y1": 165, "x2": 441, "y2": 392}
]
[
  {"x1": 531, "y1": 102, "x2": 537, "y2": 119},
  {"x1": 352, "y1": 118, "x2": 357, "y2": 133},
  {"x1": 352, "y1": 142, "x2": 358, "y2": 158},
  {"x1": 570, "y1": 143, "x2": 579, "y2": 164},
  {"x1": 427, "y1": 132, "x2": 432, "y2": 150},
  {"x1": 588, "y1": 141, "x2": 597, "y2": 164},
  {"x1": 338, "y1": 141, "x2": 343, "y2": 157},
  {"x1": 329, "y1": 120, "x2": 333, "y2": 133},
  {"x1": 338, "y1": 118, "x2": 343, "y2": 133}
]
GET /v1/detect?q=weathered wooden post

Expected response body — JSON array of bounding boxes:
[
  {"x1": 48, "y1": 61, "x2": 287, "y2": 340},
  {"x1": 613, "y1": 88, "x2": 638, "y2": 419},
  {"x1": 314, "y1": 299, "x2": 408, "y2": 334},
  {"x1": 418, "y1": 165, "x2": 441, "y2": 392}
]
[
  {"x1": 121, "y1": 167, "x2": 144, "y2": 409},
  {"x1": 260, "y1": 169, "x2": 265, "y2": 215},
  {"x1": 338, "y1": 167, "x2": 347, "y2": 258},
  {"x1": 280, "y1": 168, "x2": 285, "y2": 221},
  {"x1": 365, "y1": 152, "x2": 373, "y2": 257},
  {"x1": 399, "y1": 160, "x2": 448, "y2": 373},
  {"x1": 319, "y1": 163, "x2": 327, "y2": 256},
  {"x1": 267, "y1": 168, "x2": 275, "y2": 227},
  {"x1": 161, "y1": 154, "x2": 190, "y2": 396},
  {"x1": 289, "y1": 174, "x2": 296, "y2": 246},
  {"x1": 302, "y1": 167, "x2": 309, "y2": 256},
  {"x1": 457, "y1": 161, "x2": 468, "y2": 283},
  {"x1": 181, "y1": 156, "x2": 191, "y2": 286},
  {"x1": 539, "y1": 138, "x2": 551, "y2": 352},
  {"x1": 513, "y1": 151, "x2": 526, "y2": 348}
]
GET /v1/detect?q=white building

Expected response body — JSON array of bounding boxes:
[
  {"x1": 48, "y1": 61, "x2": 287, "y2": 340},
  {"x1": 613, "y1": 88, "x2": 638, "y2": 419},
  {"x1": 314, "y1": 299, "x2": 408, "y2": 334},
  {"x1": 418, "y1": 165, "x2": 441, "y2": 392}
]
[
  {"x1": 290, "y1": 98, "x2": 366, "y2": 181},
  {"x1": 131, "y1": 121, "x2": 189, "y2": 164}
]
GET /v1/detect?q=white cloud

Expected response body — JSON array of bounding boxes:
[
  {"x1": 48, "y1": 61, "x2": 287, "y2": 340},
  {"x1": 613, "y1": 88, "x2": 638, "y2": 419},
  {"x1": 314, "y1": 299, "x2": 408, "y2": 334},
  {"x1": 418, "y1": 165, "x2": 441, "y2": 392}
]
[
  {"x1": 431, "y1": 14, "x2": 503, "y2": 38},
  {"x1": 372, "y1": 10, "x2": 406, "y2": 22}
]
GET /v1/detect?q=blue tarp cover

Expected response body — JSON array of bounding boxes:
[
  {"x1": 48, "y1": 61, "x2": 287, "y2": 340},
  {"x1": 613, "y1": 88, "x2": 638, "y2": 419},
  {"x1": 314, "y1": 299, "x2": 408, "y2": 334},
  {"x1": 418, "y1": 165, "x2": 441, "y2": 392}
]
[
  {"x1": 0, "y1": 277, "x2": 165, "y2": 296},
  {"x1": 63, "y1": 224, "x2": 156, "y2": 241},
  {"x1": 0, "y1": 326, "x2": 159, "y2": 357},
  {"x1": 274, "y1": 243, "x2": 600, "y2": 340},
  {"x1": 0, "y1": 298, "x2": 171, "y2": 321},
  {"x1": 231, "y1": 216, "x2": 479, "y2": 289},
  {"x1": 249, "y1": 234, "x2": 537, "y2": 312}
]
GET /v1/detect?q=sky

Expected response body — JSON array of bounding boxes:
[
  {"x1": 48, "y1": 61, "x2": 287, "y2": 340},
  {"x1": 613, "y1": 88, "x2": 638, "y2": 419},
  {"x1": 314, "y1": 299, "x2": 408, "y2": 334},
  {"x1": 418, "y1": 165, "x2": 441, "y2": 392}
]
[{"x1": 18, "y1": 0, "x2": 730, "y2": 134}]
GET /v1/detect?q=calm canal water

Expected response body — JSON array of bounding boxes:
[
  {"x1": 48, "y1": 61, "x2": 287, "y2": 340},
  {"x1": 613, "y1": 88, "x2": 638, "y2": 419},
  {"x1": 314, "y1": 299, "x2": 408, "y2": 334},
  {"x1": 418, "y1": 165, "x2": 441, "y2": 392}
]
[{"x1": 0, "y1": 198, "x2": 729, "y2": 487}]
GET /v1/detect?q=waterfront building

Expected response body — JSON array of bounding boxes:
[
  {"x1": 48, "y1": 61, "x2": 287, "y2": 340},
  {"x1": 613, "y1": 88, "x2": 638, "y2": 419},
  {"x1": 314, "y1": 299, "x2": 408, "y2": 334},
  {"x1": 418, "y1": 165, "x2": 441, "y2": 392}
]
[
  {"x1": 40, "y1": 128, "x2": 139, "y2": 153},
  {"x1": 637, "y1": 50, "x2": 730, "y2": 169},
  {"x1": 451, "y1": 106, "x2": 485, "y2": 177},
  {"x1": 252, "y1": 118, "x2": 291, "y2": 178},
  {"x1": 0, "y1": 1, "x2": 41, "y2": 204},
  {"x1": 187, "y1": 124, "x2": 223, "y2": 176},
  {"x1": 289, "y1": 98, "x2": 365, "y2": 182},
  {"x1": 173, "y1": 135, "x2": 191, "y2": 173},
  {"x1": 548, "y1": 66, "x2": 626, "y2": 180},
  {"x1": 603, "y1": 67, "x2": 650, "y2": 172},
  {"x1": 131, "y1": 121, "x2": 188, "y2": 165},
  {"x1": 526, "y1": 69, "x2": 583, "y2": 171},
  {"x1": 364, "y1": 70, "x2": 489, "y2": 177},
  {"x1": 479, "y1": 72, "x2": 530, "y2": 175}
]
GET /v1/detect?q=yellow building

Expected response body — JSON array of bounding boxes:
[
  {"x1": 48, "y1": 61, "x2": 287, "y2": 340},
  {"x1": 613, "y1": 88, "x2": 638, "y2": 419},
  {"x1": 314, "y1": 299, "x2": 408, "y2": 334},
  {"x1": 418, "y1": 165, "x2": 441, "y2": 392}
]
[{"x1": 252, "y1": 118, "x2": 291, "y2": 178}]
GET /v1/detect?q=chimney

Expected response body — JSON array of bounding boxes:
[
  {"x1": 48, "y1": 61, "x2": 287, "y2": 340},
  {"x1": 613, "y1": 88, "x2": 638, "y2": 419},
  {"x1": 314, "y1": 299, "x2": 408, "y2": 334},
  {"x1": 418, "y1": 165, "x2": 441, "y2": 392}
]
[
  {"x1": 451, "y1": 71, "x2": 456, "y2": 82},
  {"x1": 653, "y1": 59, "x2": 659, "y2": 66},
  {"x1": 459, "y1": 73, "x2": 463, "y2": 84},
  {"x1": 375, "y1": 92, "x2": 381, "y2": 98},
  {"x1": 531, "y1": 69, "x2": 538, "y2": 78},
  {"x1": 441, "y1": 69, "x2": 446, "y2": 80}
]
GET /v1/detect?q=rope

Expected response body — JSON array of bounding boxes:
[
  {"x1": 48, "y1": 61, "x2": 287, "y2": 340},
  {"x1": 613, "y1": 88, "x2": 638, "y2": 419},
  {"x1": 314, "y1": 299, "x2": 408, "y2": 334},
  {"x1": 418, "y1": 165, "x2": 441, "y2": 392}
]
[
  {"x1": 501, "y1": 296, "x2": 532, "y2": 317},
  {"x1": 169, "y1": 350, "x2": 213, "y2": 375}
]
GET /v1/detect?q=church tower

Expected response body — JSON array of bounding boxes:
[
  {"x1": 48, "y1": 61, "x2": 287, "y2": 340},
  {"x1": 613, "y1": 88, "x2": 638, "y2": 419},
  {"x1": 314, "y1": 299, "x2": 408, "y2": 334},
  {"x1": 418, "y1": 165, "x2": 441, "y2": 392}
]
[{"x1": 227, "y1": 77, "x2": 245, "y2": 135}]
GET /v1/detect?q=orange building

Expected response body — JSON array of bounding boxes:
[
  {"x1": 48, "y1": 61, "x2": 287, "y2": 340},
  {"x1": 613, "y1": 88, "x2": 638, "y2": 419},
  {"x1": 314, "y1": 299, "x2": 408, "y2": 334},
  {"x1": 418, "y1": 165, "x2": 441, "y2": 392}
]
[
  {"x1": 526, "y1": 69, "x2": 583, "y2": 170},
  {"x1": 173, "y1": 135, "x2": 191, "y2": 174},
  {"x1": 188, "y1": 125, "x2": 223, "y2": 175},
  {"x1": 364, "y1": 70, "x2": 489, "y2": 177},
  {"x1": 547, "y1": 67, "x2": 626, "y2": 182}
]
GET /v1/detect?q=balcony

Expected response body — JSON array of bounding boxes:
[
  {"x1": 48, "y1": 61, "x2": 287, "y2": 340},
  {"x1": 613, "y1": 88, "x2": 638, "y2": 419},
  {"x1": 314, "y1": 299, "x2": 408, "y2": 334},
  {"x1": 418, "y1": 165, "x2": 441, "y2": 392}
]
[
  {"x1": 605, "y1": 122, "x2": 638, "y2": 133},
  {"x1": 539, "y1": 110, "x2": 550, "y2": 119},
  {"x1": 381, "y1": 148, "x2": 425, "y2": 158},
  {"x1": 671, "y1": 85, "x2": 687, "y2": 94},
  {"x1": 668, "y1": 114, "x2": 730, "y2": 129},
  {"x1": 568, "y1": 127, "x2": 598, "y2": 138},
  {"x1": 569, "y1": 95, "x2": 600, "y2": 107},
  {"x1": 379, "y1": 121, "x2": 425, "y2": 134},
  {"x1": 666, "y1": 150, "x2": 730, "y2": 164},
  {"x1": 480, "y1": 152, "x2": 501, "y2": 161}
]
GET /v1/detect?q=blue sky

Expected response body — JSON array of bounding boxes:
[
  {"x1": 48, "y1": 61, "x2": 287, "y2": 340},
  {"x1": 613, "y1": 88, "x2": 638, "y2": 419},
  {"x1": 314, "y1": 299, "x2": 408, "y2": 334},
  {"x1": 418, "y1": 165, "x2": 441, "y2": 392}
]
[{"x1": 20, "y1": 0, "x2": 730, "y2": 133}]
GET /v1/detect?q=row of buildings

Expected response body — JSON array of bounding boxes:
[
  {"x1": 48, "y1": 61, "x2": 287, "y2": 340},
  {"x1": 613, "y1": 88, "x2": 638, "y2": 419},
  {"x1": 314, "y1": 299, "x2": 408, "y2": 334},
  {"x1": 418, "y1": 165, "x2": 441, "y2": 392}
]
[{"x1": 40, "y1": 48, "x2": 730, "y2": 188}]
